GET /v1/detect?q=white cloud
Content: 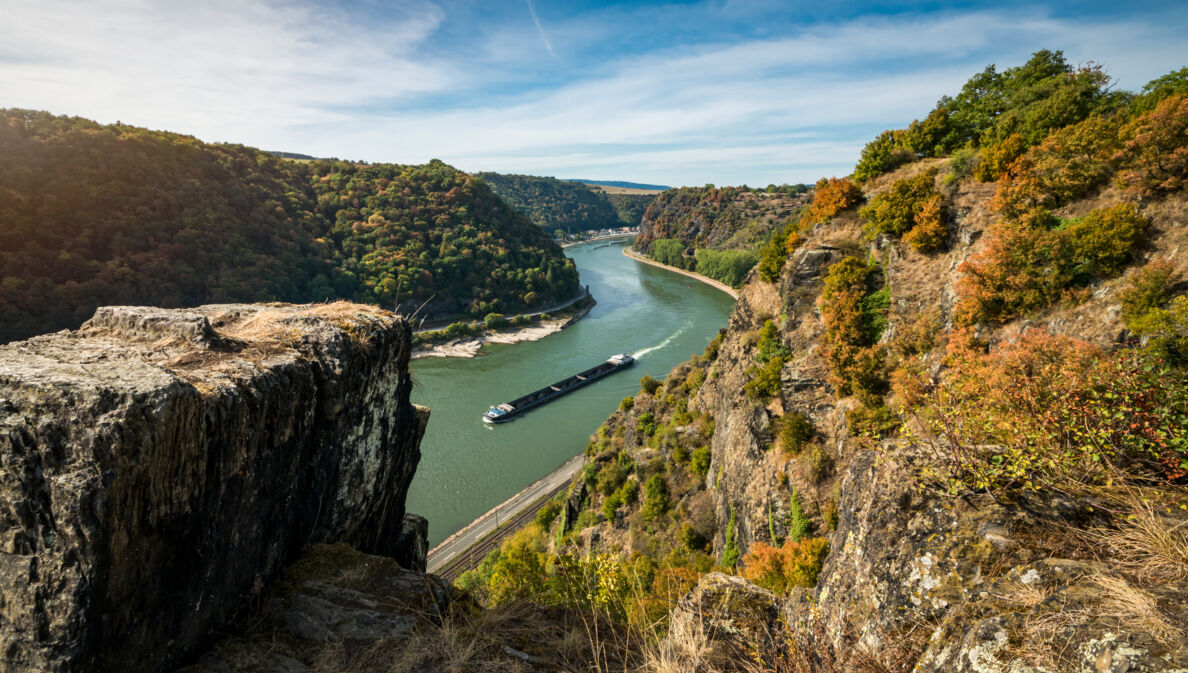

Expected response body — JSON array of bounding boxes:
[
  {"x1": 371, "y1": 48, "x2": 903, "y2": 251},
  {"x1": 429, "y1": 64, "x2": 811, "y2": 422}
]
[
  {"x1": 0, "y1": 2, "x2": 1184, "y2": 184},
  {"x1": 0, "y1": 0, "x2": 452, "y2": 139}
]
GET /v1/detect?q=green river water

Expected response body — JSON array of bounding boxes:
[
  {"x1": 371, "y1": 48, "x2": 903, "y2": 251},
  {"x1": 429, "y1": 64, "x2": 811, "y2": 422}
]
[{"x1": 406, "y1": 238, "x2": 736, "y2": 547}]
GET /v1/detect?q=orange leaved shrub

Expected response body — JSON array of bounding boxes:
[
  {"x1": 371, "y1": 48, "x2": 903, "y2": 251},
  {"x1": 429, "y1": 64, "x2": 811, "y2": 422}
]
[
  {"x1": 802, "y1": 177, "x2": 863, "y2": 225},
  {"x1": 973, "y1": 133, "x2": 1027, "y2": 182},
  {"x1": 741, "y1": 537, "x2": 830, "y2": 595},
  {"x1": 907, "y1": 331, "x2": 1188, "y2": 494}
]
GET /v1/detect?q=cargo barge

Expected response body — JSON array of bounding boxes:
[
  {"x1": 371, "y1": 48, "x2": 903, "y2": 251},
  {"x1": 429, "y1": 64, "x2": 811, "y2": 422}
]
[{"x1": 483, "y1": 353, "x2": 635, "y2": 423}]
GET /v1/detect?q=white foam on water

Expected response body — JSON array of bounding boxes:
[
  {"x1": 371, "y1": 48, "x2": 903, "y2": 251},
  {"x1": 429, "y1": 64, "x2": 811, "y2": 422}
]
[{"x1": 633, "y1": 322, "x2": 690, "y2": 358}]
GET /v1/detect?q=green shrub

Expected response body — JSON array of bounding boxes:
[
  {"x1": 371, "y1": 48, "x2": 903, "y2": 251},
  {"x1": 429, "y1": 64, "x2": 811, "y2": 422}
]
[
  {"x1": 1121, "y1": 262, "x2": 1178, "y2": 328},
  {"x1": 596, "y1": 456, "x2": 633, "y2": 496},
  {"x1": 846, "y1": 403, "x2": 901, "y2": 439},
  {"x1": 947, "y1": 146, "x2": 980, "y2": 181},
  {"x1": 574, "y1": 510, "x2": 599, "y2": 530},
  {"x1": 615, "y1": 479, "x2": 639, "y2": 506},
  {"x1": 640, "y1": 375, "x2": 661, "y2": 395},
  {"x1": 620, "y1": 396, "x2": 634, "y2": 412},
  {"x1": 691, "y1": 447, "x2": 712, "y2": 480},
  {"x1": 756, "y1": 319, "x2": 791, "y2": 363},
  {"x1": 744, "y1": 356, "x2": 785, "y2": 401},
  {"x1": 860, "y1": 170, "x2": 938, "y2": 237},
  {"x1": 1063, "y1": 203, "x2": 1149, "y2": 278},
  {"x1": 973, "y1": 133, "x2": 1026, "y2": 182},
  {"x1": 788, "y1": 488, "x2": 810, "y2": 543},
  {"x1": 778, "y1": 412, "x2": 814, "y2": 456},
  {"x1": 859, "y1": 169, "x2": 946, "y2": 251},
  {"x1": 535, "y1": 501, "x2": 562, "y2": 530},
  {"x1": 484, "y1": 312, "x2": 508, "y2": 329},
  {"x1": 722, "y1": 507, "x2": 740, "y2": 568},
  {"x1": 758, "y1": 224, "x2": 791, "y2": 282},
  {"x1": 820, "y1": 257, "x2": 890, "y2": 397},
  {"x1": 580, "y1": 462, "x2": 599, "y2": 489},
  {"x1": 672, "y1": 443, "x2": 690, "y2": 464},
  {"x1": 601, "y1": 493, "x2": 622, "y2": 521},
  {"x1": 958, "y1": 205, "x2": 1149, "y2": 324},
  {"x1": 854, "y1": 129, "x2": 913, "y2": 183},
  {"x1": 636, "y1": 412, "x2": 656, "y2": 437},
  {"x1": 704, "y1": 330, "x2": 724, "y2": 361},
  {"x1": 1129, "y1": 295, "x2": 1188, "y2": 367},
  {"x1": 678, "y1": 522, "x2": 708, "y2": 552},
  {"x1": 642, "y1": 474, "x2": 670, "y2": 520}
]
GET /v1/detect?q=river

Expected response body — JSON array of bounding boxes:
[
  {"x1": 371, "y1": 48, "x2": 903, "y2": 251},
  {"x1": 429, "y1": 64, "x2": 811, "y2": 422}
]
[{"x1": 406, "y1": 238, "x2": 736, "y2": 546}]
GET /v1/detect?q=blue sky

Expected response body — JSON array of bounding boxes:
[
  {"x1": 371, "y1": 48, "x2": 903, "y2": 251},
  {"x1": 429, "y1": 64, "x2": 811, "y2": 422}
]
[{"x1": 1, "y1": 1, "x2": 1185, "y2": 186}]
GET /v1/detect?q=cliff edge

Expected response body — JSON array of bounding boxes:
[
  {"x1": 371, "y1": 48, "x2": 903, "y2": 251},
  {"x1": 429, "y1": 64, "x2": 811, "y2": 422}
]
[{"x1": 0, "y1": 303, "x2": 429, "y2": 673}]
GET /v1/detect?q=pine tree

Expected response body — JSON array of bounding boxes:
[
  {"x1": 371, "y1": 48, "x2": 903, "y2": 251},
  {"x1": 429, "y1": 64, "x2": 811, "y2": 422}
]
[{"x1": 788, "y1": 488, "x2": 811, "y2": 542}]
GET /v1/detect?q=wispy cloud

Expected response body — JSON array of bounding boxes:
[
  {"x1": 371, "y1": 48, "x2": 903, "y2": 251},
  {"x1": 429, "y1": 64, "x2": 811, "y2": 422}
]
[
  {"x1": 0, "y1": 1, "x2": 1184, "y2": 185},
  {"x1": 0, "y1": 0, "x2": 451, "y2": 139},
  {"x1": 524, "y1": 0, "x2": 555, "y2": 58}
]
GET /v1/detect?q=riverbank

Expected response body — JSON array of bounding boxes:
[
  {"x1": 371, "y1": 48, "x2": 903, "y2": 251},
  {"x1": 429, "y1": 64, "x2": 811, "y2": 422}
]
[
  {"x1": 411, "y1": 300, "x2": 594, "y2": 359},
  {"x1": 622, "y1": 247, "x2": 740, "y2": 299}
]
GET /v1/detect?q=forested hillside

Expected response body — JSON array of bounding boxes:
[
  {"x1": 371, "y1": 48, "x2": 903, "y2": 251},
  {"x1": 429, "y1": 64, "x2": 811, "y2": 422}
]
[
  {"x1": 0, "y1": 111, "x2": 579, "y2": 343},
  {"x1": 457, "y1": 52, "x2": 1188, "y2": 671},
  {"x1": 476, "y1": 172, "x2": 653, "y2": 233},
  {"x1": 633, "y1": 184, "x2": 810, "y2": 287}
]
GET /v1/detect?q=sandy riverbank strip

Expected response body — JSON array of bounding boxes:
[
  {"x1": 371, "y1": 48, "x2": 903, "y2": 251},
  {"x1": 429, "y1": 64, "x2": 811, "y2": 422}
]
[
  {"x1": 622, "y1": 247, "x2": 739, "y2": 299},
  {"x1": 411, "y1": 301, "x2": 594, "y2": 359}
]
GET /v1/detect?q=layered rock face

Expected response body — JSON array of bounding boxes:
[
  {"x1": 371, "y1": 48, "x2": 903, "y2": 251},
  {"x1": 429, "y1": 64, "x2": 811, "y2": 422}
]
[{"x1": 0, "y1": 303, "x2": 429, "y2": 673}]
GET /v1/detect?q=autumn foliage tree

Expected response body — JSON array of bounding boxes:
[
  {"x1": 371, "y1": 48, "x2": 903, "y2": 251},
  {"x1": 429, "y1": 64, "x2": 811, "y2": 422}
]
[
  {"x1": 957, "y1": 204, "x2": 1149, "y2": 324},
  {"x1": 820, "y1": 258, "x2": 889, "y2": 398},
  {"x1": 0, "y1": 110, "x2": 581, "y2": 342},
  {"x1": 801, "y1": 177, "x2": 864, "y2": 225},
  {"x1": 992, "y1": 113, "x2": 1123, "y2": 219},
  {"x1": 1114, "y1": 94, "x2": 1188, "y2": 197}
]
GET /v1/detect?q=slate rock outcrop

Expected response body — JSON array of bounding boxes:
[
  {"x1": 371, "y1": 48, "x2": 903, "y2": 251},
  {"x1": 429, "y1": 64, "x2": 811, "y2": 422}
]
[{"x1": 0, "y1": 303, "x2": 429, "y2": 673}]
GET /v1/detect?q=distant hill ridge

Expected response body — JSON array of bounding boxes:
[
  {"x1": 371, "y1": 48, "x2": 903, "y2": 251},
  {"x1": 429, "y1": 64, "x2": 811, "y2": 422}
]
[{"x1": 476, "y1": 172, "x2": 657, "y2": 234}]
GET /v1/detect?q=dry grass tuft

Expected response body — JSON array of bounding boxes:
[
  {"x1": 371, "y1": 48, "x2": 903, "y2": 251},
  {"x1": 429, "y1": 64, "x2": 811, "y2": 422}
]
[
  {"x1": 1089, "y1": 573, "x2": 1182, "y2": 644},
  {"x1": 1012, "y1": 605, "x2": 1091, "y2": 671},
  {"x1": 302, "y1": 599, "x2": 631, "y2": 673},
  {"x1": 1088, "y1": 488, "x2": 1188, "y2": 584},
  {"x1": 643, "y1": 606, "x2": 724, "y2": 673}
]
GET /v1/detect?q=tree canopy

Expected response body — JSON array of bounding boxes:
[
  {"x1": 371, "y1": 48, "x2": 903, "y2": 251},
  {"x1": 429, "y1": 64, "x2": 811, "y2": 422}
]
[{"x1": 0, "y1": 110, "x2": 579, "y2": 342}]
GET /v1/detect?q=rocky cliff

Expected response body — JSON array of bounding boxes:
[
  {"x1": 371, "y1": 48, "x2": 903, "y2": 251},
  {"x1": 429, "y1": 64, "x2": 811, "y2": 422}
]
[
  {"x1": 0, "y1": 303, "x2": 429, "y2": 673},
  {"x1": 551, "y1": 156, "x2": 1188, "y2": 670}
]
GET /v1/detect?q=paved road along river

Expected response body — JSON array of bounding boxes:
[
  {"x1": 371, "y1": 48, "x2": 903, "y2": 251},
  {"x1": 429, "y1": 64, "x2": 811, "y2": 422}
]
[{"x1": 406, "y1": 238, "x2": 736, "y2": 547}]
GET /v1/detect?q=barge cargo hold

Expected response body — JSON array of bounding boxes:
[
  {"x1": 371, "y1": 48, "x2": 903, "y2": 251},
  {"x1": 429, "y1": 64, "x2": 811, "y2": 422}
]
[{"x1": 483, "y1": 353, "x2": 635, "y2": 423}]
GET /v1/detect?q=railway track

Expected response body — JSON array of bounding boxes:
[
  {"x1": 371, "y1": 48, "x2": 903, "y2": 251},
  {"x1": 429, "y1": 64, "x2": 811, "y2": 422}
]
[{"x1": 432, "y1": 479, "x2": 573, "y2": 582}]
